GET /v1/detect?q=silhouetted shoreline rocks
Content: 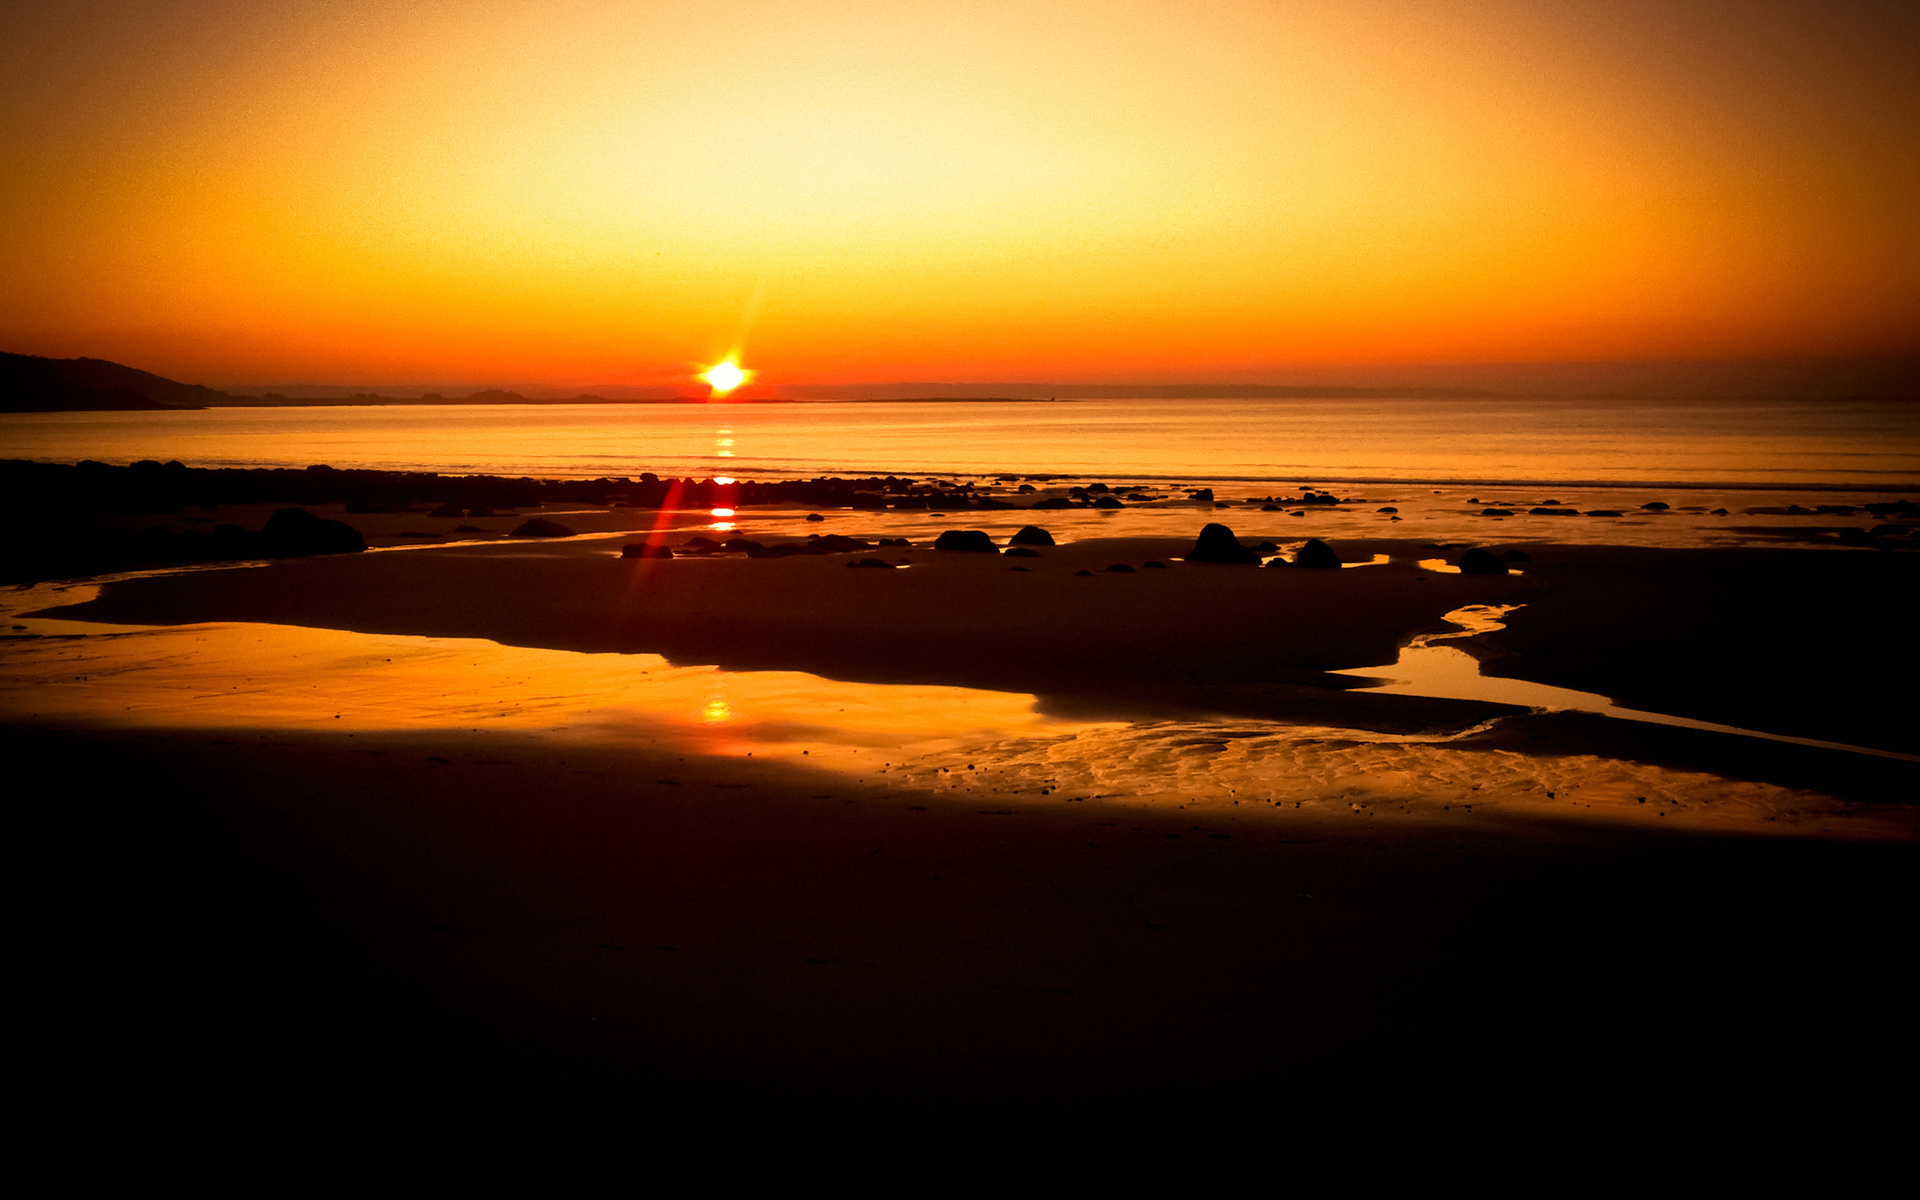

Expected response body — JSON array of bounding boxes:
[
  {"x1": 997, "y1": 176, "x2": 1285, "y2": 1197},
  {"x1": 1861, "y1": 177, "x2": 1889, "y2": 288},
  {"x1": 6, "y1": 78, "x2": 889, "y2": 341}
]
[
  {"x1": 1293, "y1": 538, "x2": 1341, "y2": 568},
  {"x1": 1458, "y1": 548, "x2": 1510, "y2": 575},
  {"x1": 1184, "y1": 523, "x2": 1259, "y2": 564},
  {"x1": 933, "y1": 530, "x2": 997, "y2": 553}
]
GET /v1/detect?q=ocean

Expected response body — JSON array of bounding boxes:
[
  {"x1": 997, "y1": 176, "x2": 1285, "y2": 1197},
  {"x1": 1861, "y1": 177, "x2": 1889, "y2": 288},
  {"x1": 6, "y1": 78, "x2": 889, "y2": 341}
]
[{"x1": 5, "y1": 395, "x2": 1917, "y2": 490}]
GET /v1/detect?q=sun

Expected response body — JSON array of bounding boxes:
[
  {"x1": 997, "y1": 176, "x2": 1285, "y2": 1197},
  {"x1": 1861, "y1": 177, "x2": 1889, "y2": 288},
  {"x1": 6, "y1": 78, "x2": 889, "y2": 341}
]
[{"x1": 700, "y1": 358, "x2": 749, "y2": 398}]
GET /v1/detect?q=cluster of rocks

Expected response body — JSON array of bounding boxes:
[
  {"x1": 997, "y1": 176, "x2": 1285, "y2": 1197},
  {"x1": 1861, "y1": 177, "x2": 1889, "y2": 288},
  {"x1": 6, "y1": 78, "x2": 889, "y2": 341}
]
[
  {"x1": 620, "y1": 532, "x2": 915, "y2": 560},
  {"x1": 5, "y1": 506, "x2": 366, "y2": 583}
]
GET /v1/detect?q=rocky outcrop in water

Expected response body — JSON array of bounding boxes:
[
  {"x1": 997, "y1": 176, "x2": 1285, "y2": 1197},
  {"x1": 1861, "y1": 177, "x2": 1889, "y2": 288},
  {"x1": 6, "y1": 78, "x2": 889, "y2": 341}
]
[
  {"x1": 1293, "y1": 539, "x2": 1340, "y2": 569},
  {"x1": 933, "y1": 530, "x2": 997, "y2": 552},
  {"x1": 1184, "y1": 523, "x2": 1259, "y2": 564},
  {"x1": 1458, "y1": 548, "x2": 1509, "y2": 575}
]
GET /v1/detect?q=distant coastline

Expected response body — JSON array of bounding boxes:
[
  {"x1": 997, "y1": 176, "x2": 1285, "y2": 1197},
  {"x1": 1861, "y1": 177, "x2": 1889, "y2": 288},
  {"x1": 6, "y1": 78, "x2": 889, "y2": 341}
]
[{"x1": 9, "y1": 349, "x2": 1918, "y2": 413}]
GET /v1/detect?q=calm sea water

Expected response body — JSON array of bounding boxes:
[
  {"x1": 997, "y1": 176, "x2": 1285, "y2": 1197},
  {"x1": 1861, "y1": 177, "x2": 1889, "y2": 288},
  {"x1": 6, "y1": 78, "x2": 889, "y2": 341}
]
[{"x1": 4, "y1": 397, "x2": 1917, "y2": 489}]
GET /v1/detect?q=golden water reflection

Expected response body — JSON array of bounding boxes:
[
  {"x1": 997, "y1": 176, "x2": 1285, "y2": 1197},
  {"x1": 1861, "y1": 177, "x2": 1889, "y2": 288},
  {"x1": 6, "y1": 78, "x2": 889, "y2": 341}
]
[{"x1": 0, "y1": 593, "x2": 1114, "y2": 773}]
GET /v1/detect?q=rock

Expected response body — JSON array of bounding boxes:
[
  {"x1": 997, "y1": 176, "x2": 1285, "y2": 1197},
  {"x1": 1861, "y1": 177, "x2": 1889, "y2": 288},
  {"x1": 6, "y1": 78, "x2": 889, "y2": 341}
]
[
  {"x1": 430, "y1": 503, "x2": 465, "y2": 518},
  {"x1": 1641, "y1": 501, "x2": 1670, "y2": 511},
  {"x1": 1264, "y1": 556, "x2": 1289, "y2": 568},
  {"x1": 1073, "y1": 569, "x2": 1094, "y2": 576},
  {"x1": 747, "y1": 542, "x2": 817, "y2": 558},
  {"x1": 805, "y1": 513, "x2": 826, "y2": 522},
  {"x1": 1586, "y1": 510, "x2": 1623, "y2": 517},
  {"x1": 1529, "y1": 507, "x2": 1578, "y2": 516},
  {"x1": 811, "y1": 534, "x2": 875, "y2": 553},
  {"x1": 1377, "y1": 506, "x2": 1398, "y2": 514},
  {"x1": 1008, "y1": 525, "x2": 1056, "y2": 546},
  {"x1": 1184, "y1": 523, "x2": 1259, "y2": 564},
  {"x1": 1481, "y1": 508, "x2": 1513, "y2": 517},
  {"x1": 621, "y1": 542, "x2": 674, "y2": 558},
  {"x1": 1458, "y1": 548, "x2": 1509, "y2": 575},
  {"x1": 722, "y1": 538, "x2": 766, "y2": 554},
  {"x1": 933, "y1": 529, "x2": 997, "y2": 552},
  {"x1": 1188, "y1": 488, "x2": 1214, "y2": 502},
  {"x1": 510, "y1": 517, "x2": 575, "y2": 537},
  {"x1": 1293, "y1": 538, "x2": 1340, "y2": 568},
  {"x1": 1092, "y1": 496, "x2": 1122, "y2": 509},
  {"x1": 1030, "y1": 497, "x2": 1075, "y2": 509},
  {"x1": 260, "y1": 507, "x2": 366, "y2": 556},
  {"x1": 1003, "y1": 546, "x2": 1041, "y2": 557}
]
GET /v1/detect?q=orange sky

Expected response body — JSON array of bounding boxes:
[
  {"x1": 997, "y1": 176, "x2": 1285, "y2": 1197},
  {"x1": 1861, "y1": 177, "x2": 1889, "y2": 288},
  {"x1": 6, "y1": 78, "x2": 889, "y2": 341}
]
[{"x1": 3, "y1": 0, "x2": 1915, "y2": 387}]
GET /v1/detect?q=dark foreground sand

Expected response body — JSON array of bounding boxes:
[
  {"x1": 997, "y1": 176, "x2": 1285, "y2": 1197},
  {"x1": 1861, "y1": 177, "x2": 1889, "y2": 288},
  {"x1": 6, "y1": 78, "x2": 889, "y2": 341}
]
[{"x1": 12, "y1": 526, "x2": 1919, "y2": 1128}]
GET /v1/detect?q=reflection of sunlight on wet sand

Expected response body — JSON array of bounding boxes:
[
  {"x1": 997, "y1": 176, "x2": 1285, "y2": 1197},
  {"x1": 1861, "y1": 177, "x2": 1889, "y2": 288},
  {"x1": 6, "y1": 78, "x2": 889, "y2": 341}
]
[{"x1": 0, "y1": 582, "x2": 1114, "y2": 776}]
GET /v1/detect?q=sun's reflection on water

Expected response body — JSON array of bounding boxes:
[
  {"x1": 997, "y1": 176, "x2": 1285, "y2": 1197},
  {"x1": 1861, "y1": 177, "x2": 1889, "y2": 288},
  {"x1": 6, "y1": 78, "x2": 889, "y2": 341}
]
[{"x1": 0, "y1": 584, "x2": 1113, "y2": 775}]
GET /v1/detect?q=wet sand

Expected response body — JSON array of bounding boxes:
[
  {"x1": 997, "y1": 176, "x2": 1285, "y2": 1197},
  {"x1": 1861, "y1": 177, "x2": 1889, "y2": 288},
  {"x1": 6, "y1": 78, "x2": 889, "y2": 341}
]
[{"x1": 9, "y1": 503, "x2": 1918, "y2": 1125}]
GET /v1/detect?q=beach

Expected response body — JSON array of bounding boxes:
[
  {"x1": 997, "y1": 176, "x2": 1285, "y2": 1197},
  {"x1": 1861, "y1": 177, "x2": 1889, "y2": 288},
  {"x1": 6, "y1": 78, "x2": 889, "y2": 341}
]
[{"x1": 7, "y1": 458, "x2": 1916, "y2": 1123}]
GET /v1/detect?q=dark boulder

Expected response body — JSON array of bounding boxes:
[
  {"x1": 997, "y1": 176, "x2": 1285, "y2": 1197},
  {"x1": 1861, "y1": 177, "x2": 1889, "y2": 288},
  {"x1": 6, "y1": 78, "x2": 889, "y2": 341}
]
[
  {"x1": 1092, "y1": 496, "x2": 1122, "y2": 509},
  {"x1": 1641, "y1": 501, "x2": 1670, "y2": 511},
  {"x1": 810, "y1": 534, "x2": 874, "y2": 553},
  {"x1": 621, "y1": 542, "x2": 674, "y2": 559},
  {"x1": 1184, "y1": 523, "x2": 1259, "y2": 564},
  {"x1": 1293, "y1": 538, "x2": 1340, "y2": 569},
  {"x1": 261, "y1": 508, "x2": 366, "y2": 556},
  {"x1": 1003, "y1": 546, "x2": 1041, "y2": 557},
  {"x1": 510, "y1": 517, "x2": 575, "y2": 537},
  {"x1": 805, "y1": 513, "x2": 826, "y2": 522},
  {"x1": 1008, "y1": 525, "x2": 1055, "y2": 546},
  {"x1": 933, "y1": 529, "x2": 997, "y2": 552},
  {"x1": 1458, "y1": 548, "x2": 1509, "y2": 575},
  {"x1": 1481, "y1": 508, "x2": 1513, "y2": 517}
]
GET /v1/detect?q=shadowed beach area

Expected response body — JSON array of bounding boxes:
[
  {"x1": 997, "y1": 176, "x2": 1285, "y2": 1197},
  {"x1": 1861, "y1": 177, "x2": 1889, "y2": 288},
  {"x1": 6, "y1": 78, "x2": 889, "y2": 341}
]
[{"x1": 9, "y1": 481, "x2": 1916, "y2": 1125}]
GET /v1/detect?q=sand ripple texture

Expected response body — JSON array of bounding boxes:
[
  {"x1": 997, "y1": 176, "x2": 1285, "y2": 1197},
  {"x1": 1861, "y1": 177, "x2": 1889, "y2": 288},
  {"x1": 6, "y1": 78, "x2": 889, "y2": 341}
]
[{"x1": 886, "y1": 719, "x2": 1904, "y2": 839}]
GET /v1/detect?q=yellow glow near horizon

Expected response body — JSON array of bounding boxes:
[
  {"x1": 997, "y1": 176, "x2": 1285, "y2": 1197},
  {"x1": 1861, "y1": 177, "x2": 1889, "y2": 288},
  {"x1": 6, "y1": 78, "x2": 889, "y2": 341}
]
[
  {"x1": 701, "y1": 360, "x2": 748, "y2": 397},
  {"x1": 2, "y1": 2, "x2": 1915, "y2": 385}
]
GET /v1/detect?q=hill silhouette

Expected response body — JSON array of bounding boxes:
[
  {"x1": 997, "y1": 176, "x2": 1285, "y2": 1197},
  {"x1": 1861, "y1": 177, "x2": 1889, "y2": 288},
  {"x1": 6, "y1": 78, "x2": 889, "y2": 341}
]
[{"x1": 1, "y1": 352, "x2": 229, "y2": 412}]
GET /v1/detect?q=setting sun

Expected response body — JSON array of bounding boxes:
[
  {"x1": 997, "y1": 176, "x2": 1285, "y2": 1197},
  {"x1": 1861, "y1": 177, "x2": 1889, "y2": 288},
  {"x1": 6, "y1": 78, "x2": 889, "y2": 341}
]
[{"x1": 701, "y1": 360, "x2": 748, "y2": 398}]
